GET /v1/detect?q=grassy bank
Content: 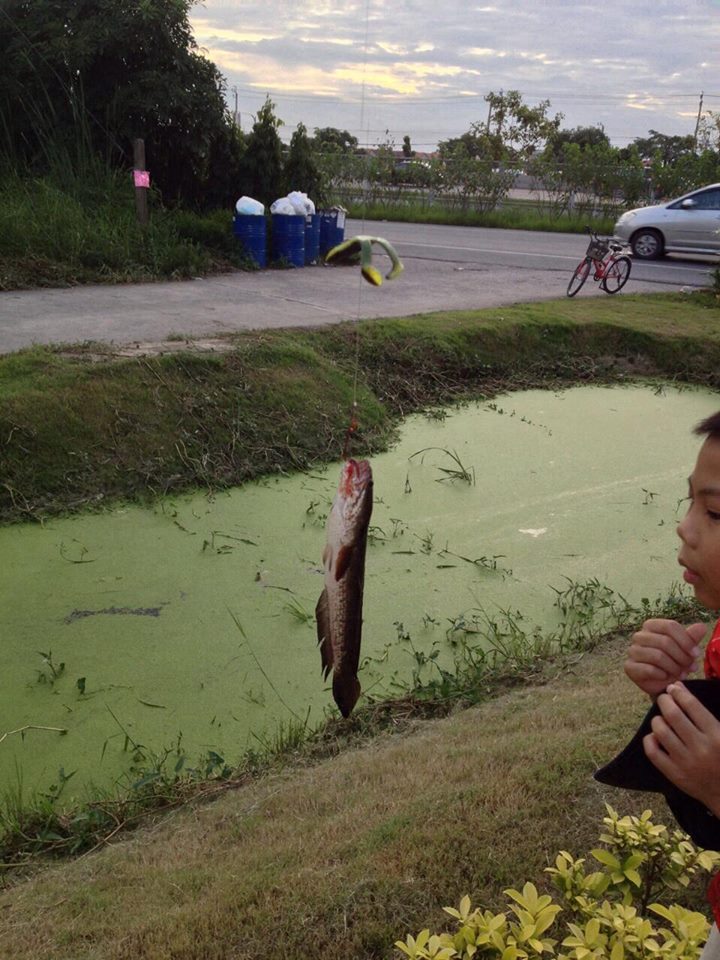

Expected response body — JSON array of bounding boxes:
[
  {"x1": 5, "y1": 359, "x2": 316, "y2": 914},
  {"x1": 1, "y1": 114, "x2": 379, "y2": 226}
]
[
  {"x1": 0, "y1": 627, "x2": 711, "y2": 960},
  {"x1": 0, "y1": 169, "x2": 251, "y2": 290},
  {"x1": 2, "y1": 291, "x2": 720, "y2": 525}
]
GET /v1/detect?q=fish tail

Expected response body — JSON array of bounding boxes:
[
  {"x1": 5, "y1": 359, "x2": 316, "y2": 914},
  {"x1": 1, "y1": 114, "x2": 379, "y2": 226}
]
[{"x1": 333, "y1": 671, "x2": 361, "y2": 719}]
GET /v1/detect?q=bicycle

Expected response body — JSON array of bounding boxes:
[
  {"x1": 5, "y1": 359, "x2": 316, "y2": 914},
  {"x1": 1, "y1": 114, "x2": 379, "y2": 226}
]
[{"x1": 566, "y1": 229, "x2": 632, "y2": 297}]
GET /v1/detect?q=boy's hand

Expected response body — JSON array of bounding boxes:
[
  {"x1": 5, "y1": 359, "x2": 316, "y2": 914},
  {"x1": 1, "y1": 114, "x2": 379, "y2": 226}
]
[
  {"x1": 625, "y1": 620, "x2": 706, "y2": 697},
  {"x1": 643, "y1": 681, "x2": 720, "y2": 818}
]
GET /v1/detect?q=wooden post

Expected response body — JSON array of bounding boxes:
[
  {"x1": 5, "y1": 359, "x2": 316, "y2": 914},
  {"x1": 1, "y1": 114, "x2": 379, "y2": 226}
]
[{"x1": 133, "y1": 138, "x2": 149, "y2": 228}]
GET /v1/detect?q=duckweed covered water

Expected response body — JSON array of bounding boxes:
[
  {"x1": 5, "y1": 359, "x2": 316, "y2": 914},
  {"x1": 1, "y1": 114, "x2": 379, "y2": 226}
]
[{"x1": 1, "y1": 383, "x2": 718, "y2": 802}]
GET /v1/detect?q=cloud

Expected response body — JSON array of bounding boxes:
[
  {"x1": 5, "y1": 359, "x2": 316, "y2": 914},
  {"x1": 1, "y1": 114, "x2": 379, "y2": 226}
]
[{"x1": 190, "y1": 0, "x2": 720, "y2": 148}]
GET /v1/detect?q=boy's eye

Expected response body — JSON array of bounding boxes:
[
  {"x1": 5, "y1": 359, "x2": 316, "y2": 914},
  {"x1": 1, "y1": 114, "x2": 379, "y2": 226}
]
[{"x1": 708, "y1": 510, "x2": 720, "y2": 521}]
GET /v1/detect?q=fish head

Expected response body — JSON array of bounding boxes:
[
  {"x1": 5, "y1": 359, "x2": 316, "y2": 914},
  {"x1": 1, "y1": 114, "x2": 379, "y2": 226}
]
[{"x1": 338, "y1": 459, "x2": 373, "y2": 529}]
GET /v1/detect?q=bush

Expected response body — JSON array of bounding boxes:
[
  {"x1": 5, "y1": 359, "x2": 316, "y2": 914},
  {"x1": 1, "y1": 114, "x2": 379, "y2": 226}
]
[{"x1": 394, "y1": 806, "x2": 720, "y2": 960}]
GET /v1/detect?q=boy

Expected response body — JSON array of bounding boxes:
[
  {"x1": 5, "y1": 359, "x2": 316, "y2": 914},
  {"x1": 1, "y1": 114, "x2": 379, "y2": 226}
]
[{"x1": 625, "y1": 411, "x2": 720, "y2": 956}]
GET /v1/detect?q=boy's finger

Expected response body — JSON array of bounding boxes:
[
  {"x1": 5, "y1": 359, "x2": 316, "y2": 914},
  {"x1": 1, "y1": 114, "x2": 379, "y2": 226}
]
[
  {"x1": 655, "y1": 690, "x2": 699, "y2": 745},
  {"x1": 687, "y1": 622, "x2": 709, "y2": 644},
  {"x1": 643, "y1": 619, "x2": 705, "y2": 657},
  {"x1": 665, "y1": 682, "x2": 717, "y2": 731},
  {"x1": 627, "y1": 641, "x2": 698, "y2": 677}
]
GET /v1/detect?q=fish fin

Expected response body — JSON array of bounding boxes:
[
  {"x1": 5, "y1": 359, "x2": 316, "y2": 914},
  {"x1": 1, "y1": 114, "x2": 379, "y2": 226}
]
[
  {"x1": 334, "y1": 544, "x2": 354, "y2": 581},
  {"x1": 315, "y1": 588, "x2": 334, "y2": 680},
  {"x1": 333, "y1": 672, "x2": 361, "y2": 719}
]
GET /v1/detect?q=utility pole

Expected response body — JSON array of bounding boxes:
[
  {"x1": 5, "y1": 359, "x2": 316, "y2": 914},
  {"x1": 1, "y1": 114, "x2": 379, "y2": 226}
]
[
  {"x1": 232, "y1": 85, "x2": 239, "y2": 128},
  {"x1": 694, "y1": 91, "x2": 704, "y2": 152}
]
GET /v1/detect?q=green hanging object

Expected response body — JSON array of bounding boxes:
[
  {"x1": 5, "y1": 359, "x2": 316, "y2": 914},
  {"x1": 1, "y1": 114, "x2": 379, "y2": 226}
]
[{"x1": 324, "y1": 235, "x2": 404, "y2": 286}]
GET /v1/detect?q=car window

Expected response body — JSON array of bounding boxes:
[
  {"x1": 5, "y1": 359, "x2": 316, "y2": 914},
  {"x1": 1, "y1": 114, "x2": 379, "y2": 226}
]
[{"x1": 670, "y1": 188, "x2": 720, "y2": 211}]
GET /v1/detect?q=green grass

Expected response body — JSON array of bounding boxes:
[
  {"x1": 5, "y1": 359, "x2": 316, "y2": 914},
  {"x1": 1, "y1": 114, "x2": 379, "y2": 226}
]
[
  {"x1": 345, "y1": 199, "x2": 616, "y2": 235},
  {"x1": 0, "y1": 627, "x2": 709, "y2": 960},
  {"x1": 0, "y1": 169, "x2": 253, "y2": 290},
  {"x1": 2, "y1": 292, "x2": 720, "y2": 524}
]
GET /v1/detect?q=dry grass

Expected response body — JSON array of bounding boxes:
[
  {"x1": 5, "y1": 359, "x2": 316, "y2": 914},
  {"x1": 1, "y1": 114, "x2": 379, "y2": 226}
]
[{"x1": 0, "y1": 636, "x2": 691, "y2": 960}]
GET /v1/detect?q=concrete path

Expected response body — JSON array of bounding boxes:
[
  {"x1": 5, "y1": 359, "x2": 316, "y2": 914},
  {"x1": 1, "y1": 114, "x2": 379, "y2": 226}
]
[{"x1": 0, "y1": 220, "x2": 703, "y2": 354}]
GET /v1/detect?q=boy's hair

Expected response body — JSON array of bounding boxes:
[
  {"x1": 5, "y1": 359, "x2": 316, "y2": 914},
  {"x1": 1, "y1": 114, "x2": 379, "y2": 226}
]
[{"x1": 695, "y1": 413, "x2": 720, "y2": 438}]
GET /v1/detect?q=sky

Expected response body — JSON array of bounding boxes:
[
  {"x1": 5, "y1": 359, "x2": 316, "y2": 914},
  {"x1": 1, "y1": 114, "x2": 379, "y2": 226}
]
[{"x1": 188, "y1": 0, "x2": 720, "y2": 152}]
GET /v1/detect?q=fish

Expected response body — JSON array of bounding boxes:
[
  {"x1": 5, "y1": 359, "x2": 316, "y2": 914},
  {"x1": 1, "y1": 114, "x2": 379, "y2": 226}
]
[
  {"x1": 316, "y1": 458, "x2": 373, "y2": 717},
  {"x1": 324, "y1": 235, "x2": 404, "y2": 286}
]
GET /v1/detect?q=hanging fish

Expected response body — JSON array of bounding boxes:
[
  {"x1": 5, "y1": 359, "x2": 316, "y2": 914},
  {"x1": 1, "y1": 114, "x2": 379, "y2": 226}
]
[
  {"x1": 325, "y1": 235, "x2": 404, "y2": 286},
  {"x1": 316, "y1": 458, "x2": 373, "y2": 717}
]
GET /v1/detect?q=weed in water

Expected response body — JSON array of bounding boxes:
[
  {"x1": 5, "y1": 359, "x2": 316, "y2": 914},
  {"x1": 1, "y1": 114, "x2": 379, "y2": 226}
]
[
  {"x1": 284, "y1": 595, "x2": 314, "y2": 625},
  {"x1": 409, "y1": 446, "x2": 476, "y2": 485},
  {"x1": 35, "y1": 650, "x2": 65, "y2": 686},
  {"x1": 414, "y1": 531, "x2": 435, "y2": 555}
]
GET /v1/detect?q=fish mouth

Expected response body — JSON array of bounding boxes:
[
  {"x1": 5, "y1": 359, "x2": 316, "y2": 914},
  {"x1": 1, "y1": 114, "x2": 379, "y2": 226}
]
[{"x1": 341, "y1": 458, "x2": 372, "y2": 496}]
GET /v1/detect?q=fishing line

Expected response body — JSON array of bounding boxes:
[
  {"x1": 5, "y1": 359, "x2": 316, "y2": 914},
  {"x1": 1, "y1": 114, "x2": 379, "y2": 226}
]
[{"x1": 342, "y1": 0, "x2": 373, "y2": 462}]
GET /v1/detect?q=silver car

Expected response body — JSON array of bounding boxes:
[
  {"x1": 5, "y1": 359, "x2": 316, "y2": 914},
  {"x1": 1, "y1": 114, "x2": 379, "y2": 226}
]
[{"x1": 614, "y1": 183, "x2": 720, "y2": 260}]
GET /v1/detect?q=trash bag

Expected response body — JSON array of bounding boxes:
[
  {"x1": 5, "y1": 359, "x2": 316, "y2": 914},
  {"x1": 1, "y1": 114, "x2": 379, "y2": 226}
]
[
  {"x1": 235, "y1": 196, "x2": 265, "y2": 215},
  {"x1": 270, "y1": 197, "x2": 297, "y2": 215},
  {"x1": 287, "y1": 191, "x2": 315, "y2": 216}
]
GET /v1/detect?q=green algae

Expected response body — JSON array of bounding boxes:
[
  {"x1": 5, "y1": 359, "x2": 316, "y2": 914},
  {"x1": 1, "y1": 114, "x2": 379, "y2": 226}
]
[{"x1": 1, "y1": 382, "x2": 718, "y2": 804}]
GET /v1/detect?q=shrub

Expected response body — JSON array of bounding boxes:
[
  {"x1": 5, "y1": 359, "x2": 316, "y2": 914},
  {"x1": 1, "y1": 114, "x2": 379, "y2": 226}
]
[{"x1": 394, "y1": 806, "x2": 720, "y2": 960}]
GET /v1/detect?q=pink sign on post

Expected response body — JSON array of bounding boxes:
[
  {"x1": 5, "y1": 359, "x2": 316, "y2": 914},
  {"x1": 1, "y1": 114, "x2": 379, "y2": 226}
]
[{"x1": 133, "y1": 170, "x2": 150, "y2": 188}]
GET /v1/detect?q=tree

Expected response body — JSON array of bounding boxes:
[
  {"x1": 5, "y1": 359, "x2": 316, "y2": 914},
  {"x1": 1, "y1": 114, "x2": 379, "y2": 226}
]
[
  {"x1": 439, "y1": 90, "x2": 562, "y2": 165},
  {"x1": 547, "y1": 125, "x2": 610, "y2": 158},
  {"x1": 312, "y1": 127, "x2": 358, "y2": 154},
  {"x1": 0, "y1": 0, "x2": 245, "y2": 206},
  {"x1": 481, "y1": 90, "x2": 563, "y2": 162},
  {"x1": 630, "y1": 130, "x2": 695, "y2": 164},
  {"x1": 283, "y1": 123, "x2": 325, "y2": 205},
  {"x1": 240, "y1": 97, "x2": 285, "y2": 207},
  {"x1": 402, "y1": 135, "x2": 415, "y2": 158}
]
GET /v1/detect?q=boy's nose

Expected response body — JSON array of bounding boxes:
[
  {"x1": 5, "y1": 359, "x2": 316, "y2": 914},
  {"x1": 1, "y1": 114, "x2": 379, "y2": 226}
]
[{"x1": 677, "y1": 511, "x2": 698, "y2": 546}]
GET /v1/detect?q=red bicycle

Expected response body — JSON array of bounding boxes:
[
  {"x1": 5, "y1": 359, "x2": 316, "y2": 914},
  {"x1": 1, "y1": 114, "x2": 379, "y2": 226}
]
[{"x1": 566, "y1": 229, "x2": 632, "y2": 297}]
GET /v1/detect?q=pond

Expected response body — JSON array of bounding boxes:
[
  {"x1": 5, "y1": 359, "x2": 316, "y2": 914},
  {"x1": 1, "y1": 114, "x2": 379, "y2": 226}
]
[{"x1": 1, "y1": 383, "x2": 718, "y2": 804}]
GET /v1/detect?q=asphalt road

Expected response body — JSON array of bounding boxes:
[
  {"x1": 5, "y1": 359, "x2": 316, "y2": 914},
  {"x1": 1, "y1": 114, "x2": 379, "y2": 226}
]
[{"x1": 0, "y1": 220, "x2": 716, "y2": 354}]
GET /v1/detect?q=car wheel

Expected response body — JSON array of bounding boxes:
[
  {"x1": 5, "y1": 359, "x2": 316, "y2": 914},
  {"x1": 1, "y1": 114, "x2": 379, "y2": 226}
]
[{"x1": 631, "y1": 229, "x2": 664, "y2": 260}]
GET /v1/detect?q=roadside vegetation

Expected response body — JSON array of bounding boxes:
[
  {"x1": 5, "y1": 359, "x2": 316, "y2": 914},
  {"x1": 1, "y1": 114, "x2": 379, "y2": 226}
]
[{"x1": 2, "y1": 1, "x2": 720, "y2": 290}]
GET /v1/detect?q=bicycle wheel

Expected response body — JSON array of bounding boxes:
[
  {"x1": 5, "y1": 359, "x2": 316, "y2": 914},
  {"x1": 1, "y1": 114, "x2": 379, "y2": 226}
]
[
  {"x1": 601, "y1": 256, "x2": 631, "y2": 294},
  {"x1": 567, "y1": 259, "x2": 591, "y2": 297}
]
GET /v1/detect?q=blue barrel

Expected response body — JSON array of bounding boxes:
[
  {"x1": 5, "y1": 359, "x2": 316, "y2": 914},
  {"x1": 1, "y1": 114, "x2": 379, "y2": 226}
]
[
  {"x1": 319, "y1": 210, "x2": 346, "y2": 257},
  {"x1": 304, "y1": 213, "x2": 320, "y2": 264},
  {"x1": 271, "y1": 214, "x2": 305, "y2": 267},
  {"x1": 233, "y1": 214, "x2": 267, "y2": 268}
]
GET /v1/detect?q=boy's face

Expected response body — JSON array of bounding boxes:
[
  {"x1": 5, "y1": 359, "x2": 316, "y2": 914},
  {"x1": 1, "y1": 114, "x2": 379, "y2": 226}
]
[{"x1": 677, "y1": 435, "x2": 720, "y2": 610}]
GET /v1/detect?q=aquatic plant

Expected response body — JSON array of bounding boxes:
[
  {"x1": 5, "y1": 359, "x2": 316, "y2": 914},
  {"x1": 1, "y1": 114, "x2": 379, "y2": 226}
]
[
  {"x1": 409, "y1": 447, "x2": 476, "y2": 486},
  {"x1": 34, "y1": 650, "x2": 65, "y2": 686},
  {"x1": 284, "y1": 595, "x2": 314, "y2": 625}
]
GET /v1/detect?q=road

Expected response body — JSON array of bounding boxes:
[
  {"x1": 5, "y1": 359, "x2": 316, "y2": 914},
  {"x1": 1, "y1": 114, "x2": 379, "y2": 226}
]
[{"x1": 0, "y1": 220, "x2": 715, "y2": 354}]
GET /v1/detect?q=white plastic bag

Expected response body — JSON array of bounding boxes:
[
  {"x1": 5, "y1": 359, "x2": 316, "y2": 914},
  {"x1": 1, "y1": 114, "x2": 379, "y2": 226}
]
[
  {"x1": 287, "y1": 191, "x2": 315, "y2": 215},
  {"x1": 235, "y1": 196, "x2": 265, "y2": 215},
  {"x1": 270, "y1": 197, "x2": 297, "y2": 215}
]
